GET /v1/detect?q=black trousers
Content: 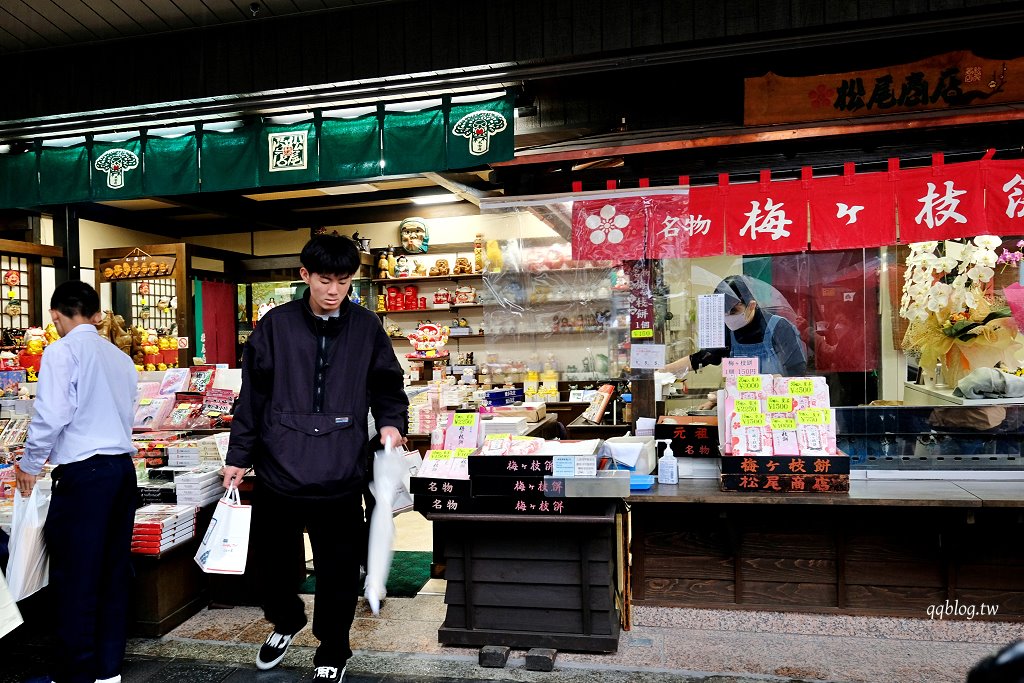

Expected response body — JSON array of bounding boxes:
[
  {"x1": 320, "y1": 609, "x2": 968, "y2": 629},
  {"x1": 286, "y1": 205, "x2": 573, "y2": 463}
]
[
  {"x1": 44, "y1": 453, "x2": 137, "y2": 683},
  {"x1": 253, "y1": 482, "x2": 363, "y2": 667}
]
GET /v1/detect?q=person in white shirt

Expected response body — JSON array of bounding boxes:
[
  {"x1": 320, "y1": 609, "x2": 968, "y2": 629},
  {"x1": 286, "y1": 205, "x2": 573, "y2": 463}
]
[{"x1": 16, "y1": 280, "x2": 138, "y2": 683}]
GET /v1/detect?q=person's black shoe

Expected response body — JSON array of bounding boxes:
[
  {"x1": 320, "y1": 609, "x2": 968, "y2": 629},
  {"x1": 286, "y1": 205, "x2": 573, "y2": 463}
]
[
  {"x1": 256, "y1": 630, "x2": 297, "y2": 670},
  {"x1": 312, "y1": 664, "x2": 345, "y2": 681}
]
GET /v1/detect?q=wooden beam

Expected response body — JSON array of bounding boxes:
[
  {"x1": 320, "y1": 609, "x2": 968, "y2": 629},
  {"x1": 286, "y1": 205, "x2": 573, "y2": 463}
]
[
  {"x1": 0, "y1": 239, "x2": 63, "y2": 258},
  {"x1": 495, "y1": 108, "x2": 1024, "y2": 168},
  {"x1": 422, "y1": 172, "x2": 504, "y2": 207}
]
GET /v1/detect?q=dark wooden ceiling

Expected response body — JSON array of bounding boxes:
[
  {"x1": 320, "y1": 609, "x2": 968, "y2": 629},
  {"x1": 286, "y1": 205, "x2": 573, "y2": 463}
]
[{"x1": 0, "y1": 0, "x2": 399, "y2": 54}]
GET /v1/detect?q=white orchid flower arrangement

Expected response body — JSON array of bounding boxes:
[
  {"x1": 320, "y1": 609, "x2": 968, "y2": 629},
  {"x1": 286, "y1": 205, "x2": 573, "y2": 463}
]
[{"x1": 899, "y1": 235, "x2": 1011, "y2": 341}]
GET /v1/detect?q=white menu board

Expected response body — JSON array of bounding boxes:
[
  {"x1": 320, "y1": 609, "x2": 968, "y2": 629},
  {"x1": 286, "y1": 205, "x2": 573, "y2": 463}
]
[{"x1": 697, "y1": 293, "x2": 726, "y2": 349}]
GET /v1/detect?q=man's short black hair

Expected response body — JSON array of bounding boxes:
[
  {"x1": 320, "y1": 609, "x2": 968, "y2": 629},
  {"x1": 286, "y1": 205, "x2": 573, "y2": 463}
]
[
  {"x1": 51, "y1": 280, "x2": 100, "y2": 319},
  {"x1": 300, "y1": 234, "x2": 361, "y2": 277}
]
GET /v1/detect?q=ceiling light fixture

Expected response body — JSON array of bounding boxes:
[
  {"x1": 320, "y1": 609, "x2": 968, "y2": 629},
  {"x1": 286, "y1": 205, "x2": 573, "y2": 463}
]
[{"x1": 410, "y1": 193, "x2": 460, "y2": 205}]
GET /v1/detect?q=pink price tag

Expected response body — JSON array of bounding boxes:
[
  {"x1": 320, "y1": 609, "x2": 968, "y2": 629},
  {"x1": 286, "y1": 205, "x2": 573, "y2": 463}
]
[{"x1": 723, "y1": 357, "x2": 760, "y2": 377}]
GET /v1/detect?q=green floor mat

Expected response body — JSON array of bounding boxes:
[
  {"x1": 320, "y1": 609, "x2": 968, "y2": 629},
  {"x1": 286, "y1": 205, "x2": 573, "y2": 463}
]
[{"x1": 299, "y1": 550, "x2": 433, "y2": 598}]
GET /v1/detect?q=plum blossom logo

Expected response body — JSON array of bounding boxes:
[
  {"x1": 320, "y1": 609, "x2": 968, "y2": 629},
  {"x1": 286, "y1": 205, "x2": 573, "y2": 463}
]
[
  {"x1": 808, "y1": 84, "x2": 832, "y2": 108},
  {"x1": 585, "y1": 204, "x2": 630, "y2": 245}
]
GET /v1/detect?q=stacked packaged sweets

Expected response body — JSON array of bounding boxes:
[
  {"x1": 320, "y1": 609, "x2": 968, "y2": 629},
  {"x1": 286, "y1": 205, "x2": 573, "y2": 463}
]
[
  {"x1": 131, "y1": 503, "x2": 197, "y2": 554},
  {"x1": 720, "y1": 375, "x2": 848, "y2": 493},
  {"x1": 174, "y1": 467, "x2": 225, "y2": 506}
]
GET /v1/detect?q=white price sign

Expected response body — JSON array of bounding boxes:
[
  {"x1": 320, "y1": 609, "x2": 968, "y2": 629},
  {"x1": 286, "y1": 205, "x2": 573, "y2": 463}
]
[
  {"x1": 630, "y1": 343, "x2": 665, "y2": 370},
  {"x1": 697, "y1": 293, "x2": 725, "y2": 349}
]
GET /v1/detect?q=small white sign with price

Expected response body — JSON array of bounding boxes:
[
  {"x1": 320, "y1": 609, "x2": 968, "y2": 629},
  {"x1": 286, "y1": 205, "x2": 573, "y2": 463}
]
[
  {"x1": 630, "y1": 343, "x2": 665, "y2": 370},
  {"x1": 697, "y1": 293, "x2": 726, "y2": 349}
]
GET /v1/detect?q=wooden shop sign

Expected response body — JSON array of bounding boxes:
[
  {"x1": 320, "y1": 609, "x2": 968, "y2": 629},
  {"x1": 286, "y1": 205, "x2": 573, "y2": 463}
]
[
  {"x1": 719, "y1": 454, "x2": 850, "y2": 476},
  {"x1": 745, "y1": 50, "x2": 1017, "y2": 126},
  {"x1": 720, "y1": 473, "x2": 849, "y2": 493},
  {"x1": 100, "y1": 248, "x2": 176, "y2": 281}
]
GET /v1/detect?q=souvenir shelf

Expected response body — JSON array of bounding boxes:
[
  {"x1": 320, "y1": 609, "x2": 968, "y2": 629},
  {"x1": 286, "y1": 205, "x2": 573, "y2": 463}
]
[
  {"x1": 0, "y1": 239, "x2": 63, "y2": 341},
  {"x1": 94, "y1": 243, "x2": 249, "y2": 368}
]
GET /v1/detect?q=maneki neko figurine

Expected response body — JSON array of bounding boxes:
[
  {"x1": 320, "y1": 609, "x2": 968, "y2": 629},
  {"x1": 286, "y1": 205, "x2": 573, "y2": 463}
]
[{"x1": 18, "y1": 326, "x2": 47, "y2": 379}]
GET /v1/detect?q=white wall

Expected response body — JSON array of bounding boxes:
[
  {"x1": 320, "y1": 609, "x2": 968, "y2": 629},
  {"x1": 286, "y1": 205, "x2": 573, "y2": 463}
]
[{"x1": 78, "y1": 220, "x2": 170, "y2": 269}]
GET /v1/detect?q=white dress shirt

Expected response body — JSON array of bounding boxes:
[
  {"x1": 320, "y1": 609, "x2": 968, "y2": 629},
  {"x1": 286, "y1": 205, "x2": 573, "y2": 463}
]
[{"x1": 20, "y1": 323, "x2": 138, "y2": 475}]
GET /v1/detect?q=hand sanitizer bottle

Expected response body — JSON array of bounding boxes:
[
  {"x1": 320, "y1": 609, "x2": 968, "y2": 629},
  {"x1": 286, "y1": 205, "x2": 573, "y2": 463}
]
[{"x1": 657, "y1": 439, "x2": 678, "y2": 484}]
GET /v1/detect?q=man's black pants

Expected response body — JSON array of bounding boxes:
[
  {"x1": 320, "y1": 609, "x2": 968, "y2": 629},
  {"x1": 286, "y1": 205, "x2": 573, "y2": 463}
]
[
  {"x1": 253, "y1": 482, "x2": 362, "y2": 668},
  {"x1": 45, "y1": 453, "x2": 137, "y2": 683}
]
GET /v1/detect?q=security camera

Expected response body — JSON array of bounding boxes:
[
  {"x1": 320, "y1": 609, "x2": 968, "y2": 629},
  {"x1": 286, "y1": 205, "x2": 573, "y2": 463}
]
[{"x1": 249, "y1": 2, "x2": 260, "y2": 16}]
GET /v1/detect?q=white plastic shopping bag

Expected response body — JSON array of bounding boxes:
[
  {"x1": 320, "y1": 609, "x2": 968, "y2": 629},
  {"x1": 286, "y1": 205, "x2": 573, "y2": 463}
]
[
  {"x1": 364, "y1": 440, "x2": 421, "y2": 614},
  {"x1": 6, "y1": 483, "x2": 51, "y2": 602},
  {"x1": 0, "y1": 566, "x2": 24, "y2": 639},
  {"x1": 194, "y1": 486, "x2": 252, "y2": 574}
]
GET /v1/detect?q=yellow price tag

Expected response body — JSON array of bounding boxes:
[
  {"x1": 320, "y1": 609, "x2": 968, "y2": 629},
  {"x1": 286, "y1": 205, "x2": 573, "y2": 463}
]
[
  {"x1": 206, "y1": 411, "x2": 222, "y2": 417},
  {"x1": 737, "y1": 375, "x2": 763, "y2": 392},
  {"x1": 484, "y1": 434, "x2": 508, "y2": 441},
  {"x1": 734, "y1": 399, "x2": 760, "y2": 413},
  {"x1": 452, "y1": 413, "x2": 477, "y2": 427},
  {"x1": 176, "y1": 403, "x2": 190, "y2": 410},
  {"x1": 766, "y1": 396, "x2": 793, "y2": 412},
  {"x1": 771, "y1": 417, "x2": 797, "y2": 430},
  {"x1": 454, "y1": 448, "x2": 474, "y2": 458},
  {"x1": 631, "y1": 329, "x2": 654, "y2": 338},
  {"x1": 797, "y1": 409, "x2": 826, "y2": 425},
  {"x1": 139, "y1": 398, "x2": 152, "y2": 405},
  {"x1": 789, "y1": 379, "x2": 815, "y2": 395},
  {"x1": 428, "y1": 449, "x2": 453, "y2": 460},
  {"x1": 739, "y1": 412, "x2": 766, "y2": 427}
]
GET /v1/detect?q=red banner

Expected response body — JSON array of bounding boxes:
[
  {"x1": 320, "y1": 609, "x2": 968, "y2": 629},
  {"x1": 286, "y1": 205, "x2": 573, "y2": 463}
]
[
  {"x1": 896, "y1": 161, "x2": 984, "y2": 243},
  {"x1": 983, "y1": 158, "x2": 1024, "y2": 233},
  {"x1": 809, "y1": 171, "x2": 896, "y2": 250},
  {"x1": 571, "y1": 197, "x2": 646, "y2": 261},
  {"x1": 648, "y1": 188, "x2": 725, "y2": 259},
  {"x1": 725, "y1": 178, "x2": 808, "y2": 255}
]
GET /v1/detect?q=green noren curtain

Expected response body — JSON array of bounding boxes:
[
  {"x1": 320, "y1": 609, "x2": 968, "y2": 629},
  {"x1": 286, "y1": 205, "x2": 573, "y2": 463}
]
[
  {"x1": 320, "y1": 115, "x2": 381, "y2": 181},
  {"x1": 200, "y1": 125, "x2": 258, "y2": 192},
  {"x1": 0, "y1": 150, "x2": 38, "y2": 209},
  {"x1": 91, "y1": 138, "x2": 143, "y2": 201},
  {"x1": 446, "y1": 94, "x2": 514, "y2": 170},
  {"x1": 39, "y1": 143, "x2": 90, "y2": 204},
  {"x1": 258, "y1": 121, "x2": 319, "y2": 187},
  {"x1": 145, "y1": 133, "x2": 199, "y2": 196},
  {"x1": 382, "y1": 107, "x2": 445, "y2": 176}
]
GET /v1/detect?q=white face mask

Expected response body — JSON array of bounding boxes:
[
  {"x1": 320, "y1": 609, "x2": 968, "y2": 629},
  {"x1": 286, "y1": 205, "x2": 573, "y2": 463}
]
[{"x1": 724, "y1": 311, "x2": 749, "y2": 331}]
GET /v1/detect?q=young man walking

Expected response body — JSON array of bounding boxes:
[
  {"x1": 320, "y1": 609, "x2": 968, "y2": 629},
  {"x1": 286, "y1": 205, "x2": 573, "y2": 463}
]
[
  {"x1": 222, "y1": 234, "x2": 408, "y2": 682},
  {"x1": 16, "y1": 281, "x2": 139, "y2": 683}
]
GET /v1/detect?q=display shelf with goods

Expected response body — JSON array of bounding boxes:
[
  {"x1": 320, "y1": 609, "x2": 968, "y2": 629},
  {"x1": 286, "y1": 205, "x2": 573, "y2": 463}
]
[
  {"x1": 95, "y1": 243, "x2": 252, "y2": 369},
  {"x1": 475, "y1": 236, "x2": 634, "y2": 386}
]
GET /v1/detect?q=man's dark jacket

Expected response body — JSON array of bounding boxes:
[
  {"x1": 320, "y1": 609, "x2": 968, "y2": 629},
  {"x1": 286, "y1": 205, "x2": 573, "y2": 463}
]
[{"x1": 226, "y1": 292, "x2": 408, "y2": 498}]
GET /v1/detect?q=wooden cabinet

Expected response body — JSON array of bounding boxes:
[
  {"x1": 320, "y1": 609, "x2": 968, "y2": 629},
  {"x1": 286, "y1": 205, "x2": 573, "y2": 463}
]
[{"x1": 433, "y1": 505, "x2": 622, "y2": 652}]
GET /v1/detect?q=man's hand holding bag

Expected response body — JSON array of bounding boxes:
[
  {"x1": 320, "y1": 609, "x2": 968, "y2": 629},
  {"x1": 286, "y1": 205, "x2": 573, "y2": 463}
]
[{"x1": 195, "y1": 486, "x2": 252, "y2": 575}]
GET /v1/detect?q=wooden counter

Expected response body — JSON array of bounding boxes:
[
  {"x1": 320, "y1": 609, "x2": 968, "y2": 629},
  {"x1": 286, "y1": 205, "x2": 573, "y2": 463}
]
[{"x1": 627, "y1": 479, "x2": 1024, "y2": 619}]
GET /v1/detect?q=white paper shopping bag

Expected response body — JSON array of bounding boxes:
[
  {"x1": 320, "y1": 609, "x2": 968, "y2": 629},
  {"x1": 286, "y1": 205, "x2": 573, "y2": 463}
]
[
  {"x1": 0, "y1": 567, "x2": 24, "y2": 639},
  {"x1": 194, "y1": 486, "x2": 251, "y2": 574},
  {"x1": 6, "y1": 483, "x2": 51, "y2": 602}
]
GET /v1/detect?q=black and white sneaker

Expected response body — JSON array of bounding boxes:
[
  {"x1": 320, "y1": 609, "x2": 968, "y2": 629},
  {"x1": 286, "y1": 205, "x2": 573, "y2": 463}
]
[
  {"x1": 256, "y1": 631, "x2": 296, "y2": 670},
  {"x1": 312, "y1": 664, "x2": 345, "y2": 682}
]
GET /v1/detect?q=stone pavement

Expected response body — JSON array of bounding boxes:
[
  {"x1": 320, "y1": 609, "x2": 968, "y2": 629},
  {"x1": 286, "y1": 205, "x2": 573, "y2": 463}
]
[{"x1": 4, "y1": 589, "x2": 1018, "y2": 683}]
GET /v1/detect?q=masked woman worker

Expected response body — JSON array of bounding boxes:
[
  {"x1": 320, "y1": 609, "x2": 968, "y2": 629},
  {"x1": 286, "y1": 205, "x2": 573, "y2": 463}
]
[{"x1": 664, "y1": 274, "x2": 807, "y2": 378}]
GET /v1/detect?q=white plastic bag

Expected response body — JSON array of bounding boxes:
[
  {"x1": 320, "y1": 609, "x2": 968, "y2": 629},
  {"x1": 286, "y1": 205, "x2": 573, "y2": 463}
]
[
  {"x1": 194, "y1": 486, "x2": 252, "y2": 575},
  {"x1": 364, "y1": 441, "x2": 420, "y2": 614},
  {"x1": 0, "y1": 565, "x2": 24, "y2": 639},
  {"x1": 6, "y1": 484, "x2": 51, "y2": 602}
]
